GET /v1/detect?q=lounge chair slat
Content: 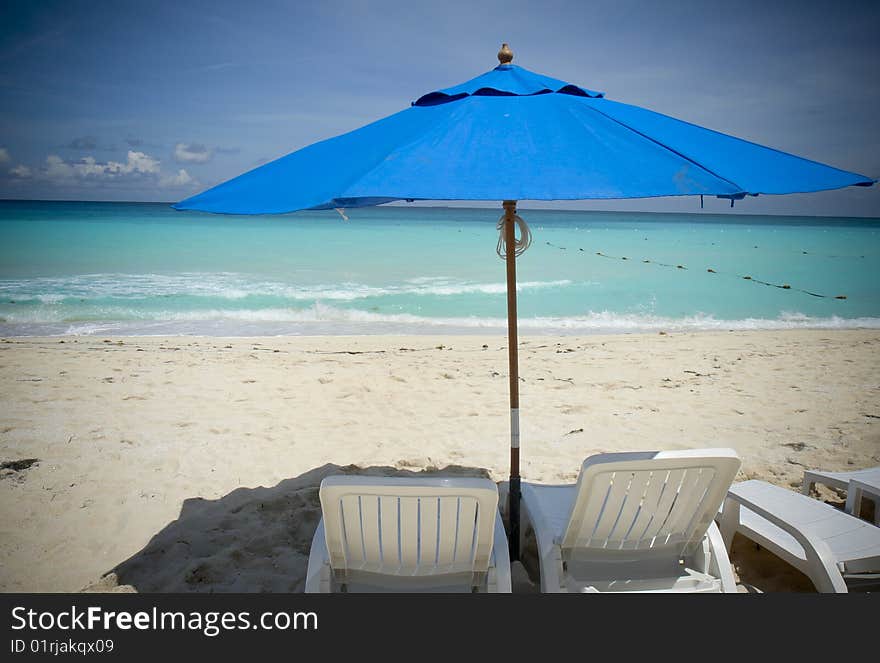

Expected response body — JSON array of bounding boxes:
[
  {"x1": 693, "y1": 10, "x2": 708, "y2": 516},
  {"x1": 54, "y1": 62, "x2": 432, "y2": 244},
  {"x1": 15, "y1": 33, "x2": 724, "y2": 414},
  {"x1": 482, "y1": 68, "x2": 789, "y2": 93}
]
[
  {"x1": 568, "y1": 473, "x2": 614, "y2": 548},
  {"x1": 607, "y1": 471, "x2": 652, "y2": 550},
  {"x1": 585, "y1": 470, "x2": 636, "y2": 548},
  {"x1": 666, "y1": 468, "x2": 716, "y2": 547},
  {"x1": 436, "y1": 497, "x2": 458, "y2": 568},
  {"x1": 340, "y1": 494, "x2": 366, "y2": 569},
  {"x1": 379, "y1": 495, "x2": 400, "y2": 571},
  {"x1": 419, "y1": 497, "x2": 440, "y2": 567},
  {"x1": 359, "y1": 495, "x2": 381, "y2": 567},
  {"x1": 399, "y1": 497, "x2": 420, "y2": 571},
  {"x1": 640, "y1": 468, "x2": 687, "y2": 544},
  {"x1": 621, "y1": 470, "x2": 667, "y2": 550},
  {"x1": 454, "y1": 498, "x2": 479, "y2": 567}
]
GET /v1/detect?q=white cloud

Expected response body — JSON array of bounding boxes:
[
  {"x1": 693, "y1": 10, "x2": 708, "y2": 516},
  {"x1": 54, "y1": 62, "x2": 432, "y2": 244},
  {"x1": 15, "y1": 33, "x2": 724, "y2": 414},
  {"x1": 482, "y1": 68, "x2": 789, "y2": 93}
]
[
  {"x1": 9, "y1": 164, "x2": 32, "y2": 178},
  {"x1": 159, "y1": 168, "x2": 194, "y2": 187},
  {"x1": 174, "y1": 143, "x2": 212, "y2": 164},
  {"x1": 44, "y1": 155, "x2": 72, "y2": 179},
  {"x1": 42, "y1": 151, "x2": 160, "y2": 181},
  {"x1": 124, "y1": 151, "x2": 161, "y2": 175},
  {"x1": 0, "y1": 148, "x2": 9, "y2": 164},
  {"x1": 8, "y1": 150, "x2": 197, "y2": 191}
]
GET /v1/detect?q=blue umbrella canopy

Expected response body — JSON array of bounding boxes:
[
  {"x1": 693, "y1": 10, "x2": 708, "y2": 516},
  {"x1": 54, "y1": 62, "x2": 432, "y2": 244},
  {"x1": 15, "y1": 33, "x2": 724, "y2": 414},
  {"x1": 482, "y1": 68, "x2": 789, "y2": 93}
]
[{"x1": 175, "y1": 58, "x2": 873, "y2": 214}]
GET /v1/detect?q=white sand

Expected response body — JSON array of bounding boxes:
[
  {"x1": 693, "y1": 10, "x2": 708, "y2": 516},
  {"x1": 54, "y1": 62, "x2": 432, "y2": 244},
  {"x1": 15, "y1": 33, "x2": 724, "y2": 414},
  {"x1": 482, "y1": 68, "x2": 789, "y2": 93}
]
[{"x1": 0, "y1": 330, "x2": 878, "y2": 592}]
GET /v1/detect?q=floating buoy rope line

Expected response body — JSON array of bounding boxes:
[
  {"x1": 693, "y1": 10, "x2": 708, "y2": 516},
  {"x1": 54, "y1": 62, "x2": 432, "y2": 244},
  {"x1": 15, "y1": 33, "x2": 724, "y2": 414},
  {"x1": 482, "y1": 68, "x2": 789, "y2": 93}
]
[
  {"x1": 336, "y1": 209, "x2": 852, "y2": 300},
  {"x1": 543, "y1": 241, "x2": 848, "y2": 300}
]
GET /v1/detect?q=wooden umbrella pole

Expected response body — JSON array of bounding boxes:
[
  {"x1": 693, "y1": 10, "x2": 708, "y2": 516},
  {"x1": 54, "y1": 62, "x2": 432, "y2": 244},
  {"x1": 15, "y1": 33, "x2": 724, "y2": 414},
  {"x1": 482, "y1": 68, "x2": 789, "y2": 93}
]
[{"x1": 503, "y1": 199, "x2": 521, "y2": 561}]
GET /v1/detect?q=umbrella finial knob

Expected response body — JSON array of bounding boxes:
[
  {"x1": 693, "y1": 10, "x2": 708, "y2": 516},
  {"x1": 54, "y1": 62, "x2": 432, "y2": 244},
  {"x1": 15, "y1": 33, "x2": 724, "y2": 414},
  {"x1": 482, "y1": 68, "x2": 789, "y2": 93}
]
[{"x1": 498, "y1": 43, "x2": 514, "y2": 65}]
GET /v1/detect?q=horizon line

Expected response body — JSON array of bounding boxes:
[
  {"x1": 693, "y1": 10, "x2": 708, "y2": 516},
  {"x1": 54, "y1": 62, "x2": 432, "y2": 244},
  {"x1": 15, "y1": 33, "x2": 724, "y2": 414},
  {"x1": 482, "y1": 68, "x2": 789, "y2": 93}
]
[{"x1": 1, "y1": 197, "x2": 878, "y2": 220}]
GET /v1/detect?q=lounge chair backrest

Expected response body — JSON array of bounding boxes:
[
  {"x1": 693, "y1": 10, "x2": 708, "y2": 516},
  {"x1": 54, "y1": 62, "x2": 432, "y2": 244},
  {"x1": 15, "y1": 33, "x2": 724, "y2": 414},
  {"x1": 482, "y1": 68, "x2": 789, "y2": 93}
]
[
  {"x1": 561, "y1": 449, "x2": 741, "y2": 561},
  {"x1": 319, "y1": 476, "x2": 499, "y2": 578}
]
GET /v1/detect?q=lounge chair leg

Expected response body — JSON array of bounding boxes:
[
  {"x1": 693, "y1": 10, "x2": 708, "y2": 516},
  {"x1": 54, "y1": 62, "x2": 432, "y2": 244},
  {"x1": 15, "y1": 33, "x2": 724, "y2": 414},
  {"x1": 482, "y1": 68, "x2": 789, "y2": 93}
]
[
  {"x1": 719, "y1": 498, "x2": 740, "y2": 552},
  {"x1": 845, "y1": 485, "x2": 862, "y2": 519}
]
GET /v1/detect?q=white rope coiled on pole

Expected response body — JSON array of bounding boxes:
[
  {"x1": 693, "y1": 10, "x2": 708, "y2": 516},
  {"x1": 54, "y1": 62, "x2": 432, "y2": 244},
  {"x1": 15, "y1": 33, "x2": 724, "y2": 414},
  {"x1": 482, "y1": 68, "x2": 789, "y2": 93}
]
[{"x1": 496, "y1": 211, "x2": 532, "y2": 259}]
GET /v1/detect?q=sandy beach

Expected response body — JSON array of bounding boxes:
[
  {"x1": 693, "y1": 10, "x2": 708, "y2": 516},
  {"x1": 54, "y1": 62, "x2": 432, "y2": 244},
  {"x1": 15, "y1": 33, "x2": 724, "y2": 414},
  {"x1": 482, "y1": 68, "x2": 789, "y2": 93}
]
[{"x1": 1, "y1": 329, "x2": 878, "y2": 593}]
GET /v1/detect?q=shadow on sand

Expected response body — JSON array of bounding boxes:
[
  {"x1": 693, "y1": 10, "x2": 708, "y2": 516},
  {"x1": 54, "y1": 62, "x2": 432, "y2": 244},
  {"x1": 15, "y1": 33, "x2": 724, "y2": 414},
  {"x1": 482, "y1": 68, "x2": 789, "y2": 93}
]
[{"x1": 88, "y1": 463, "x2": 494, "y2": 593}]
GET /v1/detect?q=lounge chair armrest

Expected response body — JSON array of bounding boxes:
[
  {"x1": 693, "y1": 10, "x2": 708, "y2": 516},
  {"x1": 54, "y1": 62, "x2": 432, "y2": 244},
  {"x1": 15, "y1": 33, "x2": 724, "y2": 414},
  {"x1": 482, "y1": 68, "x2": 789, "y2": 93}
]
[
  {"x1": 704, "y1": 521, "x2": 737, "y2": 592},
  {"x1": 304, "y1": 520, "x2": 331, "y2": 593},
  {"x1": 720, "y1": 490, "x2": 848, "y2": 593}
]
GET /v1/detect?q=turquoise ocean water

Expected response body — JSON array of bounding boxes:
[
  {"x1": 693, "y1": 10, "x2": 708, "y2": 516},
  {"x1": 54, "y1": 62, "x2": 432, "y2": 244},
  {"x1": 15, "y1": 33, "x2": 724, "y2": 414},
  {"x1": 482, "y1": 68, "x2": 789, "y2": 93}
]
[{"x1": 1, "y1": 200, "x2": 878, "y2": 336}]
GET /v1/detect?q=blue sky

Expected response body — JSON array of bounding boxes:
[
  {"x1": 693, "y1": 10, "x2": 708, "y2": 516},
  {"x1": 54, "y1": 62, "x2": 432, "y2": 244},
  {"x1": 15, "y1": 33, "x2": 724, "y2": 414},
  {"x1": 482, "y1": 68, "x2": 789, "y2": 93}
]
[{"x1": 0, "y1": 0, "x2": 877, "y2": 215}]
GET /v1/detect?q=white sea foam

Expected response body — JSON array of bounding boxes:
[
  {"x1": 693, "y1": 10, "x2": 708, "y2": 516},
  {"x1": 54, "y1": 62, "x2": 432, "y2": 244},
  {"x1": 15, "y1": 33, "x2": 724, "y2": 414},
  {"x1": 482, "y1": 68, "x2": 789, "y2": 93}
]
[
  {"x1": 2, "y1": 272, "x2": 877, "y2": 336},
  {"x1": 62, "y1": 322, "x2": 124, "y2": 335},
  {"x1": 3, "y1": 303, "x2": 878, "y2": 337},
  {"x1": 36, "y1": 294, "x2": 67, "y2": 304},
  {"x1": 0, "y1": 273, "x2": 576, "y2": 302}
]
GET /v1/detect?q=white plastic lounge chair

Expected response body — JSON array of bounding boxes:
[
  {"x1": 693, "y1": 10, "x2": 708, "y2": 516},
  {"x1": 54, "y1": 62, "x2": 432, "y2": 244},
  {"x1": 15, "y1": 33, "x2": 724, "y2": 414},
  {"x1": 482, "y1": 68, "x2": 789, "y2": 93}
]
[
  {"x1": 802, "y1": 466, "x2": 880, "y2": 525},
  {"x1": 718, "y1": 480, "x2": 880, "y2": 592},
  {"x1": 515, "y1": 449, "x2": 741, "y2": 593},
  {"x1": 305, "y1": 475, "x2": 512, "y2": 592}
]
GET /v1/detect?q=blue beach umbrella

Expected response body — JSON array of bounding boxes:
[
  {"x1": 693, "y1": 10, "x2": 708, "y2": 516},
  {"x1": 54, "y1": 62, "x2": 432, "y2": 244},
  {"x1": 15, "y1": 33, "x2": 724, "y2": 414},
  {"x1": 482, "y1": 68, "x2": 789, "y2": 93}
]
[{"x1": 175, "y1": 44, "x2": 875, "y2": 559}]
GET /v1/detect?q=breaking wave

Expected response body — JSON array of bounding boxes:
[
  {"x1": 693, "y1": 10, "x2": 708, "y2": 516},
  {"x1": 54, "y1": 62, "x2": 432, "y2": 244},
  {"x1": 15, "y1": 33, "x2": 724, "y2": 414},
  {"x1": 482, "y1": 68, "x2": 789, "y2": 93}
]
[
  {"x1": 1, "y1": 303, "x2": 877, "y2": 337},
  {"x1": 0, "y1": 273, "x2": 574, "y2": 303}
]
